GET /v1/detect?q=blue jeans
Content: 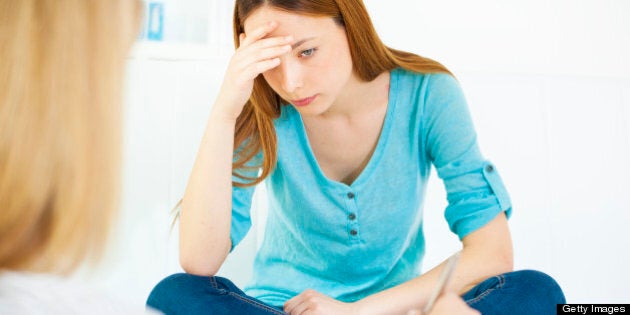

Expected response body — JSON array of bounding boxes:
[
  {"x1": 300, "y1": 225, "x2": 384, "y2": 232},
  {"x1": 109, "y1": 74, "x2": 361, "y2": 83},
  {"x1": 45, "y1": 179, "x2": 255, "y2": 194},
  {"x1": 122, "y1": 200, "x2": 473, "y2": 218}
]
[
  {"x1": 461, "y1": 270, "x2": 566, "y2": 314},
  {"x1": 147, "y1": 269, "x2": 565, "y2": 314}
]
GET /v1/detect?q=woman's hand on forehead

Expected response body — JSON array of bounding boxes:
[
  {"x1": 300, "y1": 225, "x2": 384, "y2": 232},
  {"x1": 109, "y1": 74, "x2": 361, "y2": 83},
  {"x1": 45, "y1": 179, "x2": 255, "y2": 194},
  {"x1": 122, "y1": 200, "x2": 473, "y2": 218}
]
[{"x1": 213, "y1": 20, "x2": 293, "y2": 118}]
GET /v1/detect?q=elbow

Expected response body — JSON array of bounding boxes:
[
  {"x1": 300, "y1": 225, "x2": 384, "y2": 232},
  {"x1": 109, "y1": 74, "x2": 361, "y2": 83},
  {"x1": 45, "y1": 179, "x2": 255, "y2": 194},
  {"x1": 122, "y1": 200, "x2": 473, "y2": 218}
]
[
  {"x1": 180, "y1": 258, "x2": 221, "y2": 277},
  {"x1": 178, "y1": 243, "x2": 230, "y2": 277},
  {"x1": 178, "y1": 226, "x2": 232, "y2": 276},
  {"x1": 179, "y1": 251, "x2": 224, "y2": 276}
]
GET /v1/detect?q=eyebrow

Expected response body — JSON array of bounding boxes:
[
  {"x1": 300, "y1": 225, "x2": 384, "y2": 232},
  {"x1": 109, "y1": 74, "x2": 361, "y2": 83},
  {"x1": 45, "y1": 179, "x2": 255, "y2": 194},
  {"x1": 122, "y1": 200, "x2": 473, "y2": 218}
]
[{"x1": 291, "y1": 37, "x2": 316, "y2": 50}]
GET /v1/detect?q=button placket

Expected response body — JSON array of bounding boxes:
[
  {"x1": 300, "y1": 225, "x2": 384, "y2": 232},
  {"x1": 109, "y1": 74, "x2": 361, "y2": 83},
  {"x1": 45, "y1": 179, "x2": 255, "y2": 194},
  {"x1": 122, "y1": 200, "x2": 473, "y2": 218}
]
[{"x1": 343, "y1": 190, "x2": 360, "y2": 242}]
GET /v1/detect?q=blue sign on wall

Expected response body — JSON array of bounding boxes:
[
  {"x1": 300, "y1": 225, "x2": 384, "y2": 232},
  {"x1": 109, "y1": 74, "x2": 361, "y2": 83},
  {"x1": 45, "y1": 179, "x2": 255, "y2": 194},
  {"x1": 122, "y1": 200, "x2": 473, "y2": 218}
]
[{"x1": 147, "y1": 2, "x2": 164, "y2": 41}]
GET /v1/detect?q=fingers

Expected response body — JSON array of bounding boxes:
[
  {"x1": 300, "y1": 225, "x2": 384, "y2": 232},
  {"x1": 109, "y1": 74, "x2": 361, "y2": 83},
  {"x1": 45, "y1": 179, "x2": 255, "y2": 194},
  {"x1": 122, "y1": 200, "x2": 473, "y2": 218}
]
[
  {"x1": 234, "y1": 21, "x2": 293, "y2": 77},
  {"x1": 242, "y1": 57, "x2": 281, "y2": 79},
  {"x1": 248, "y1": 43, "x2": 291, "y2": 64},
  {"x1": 248, "y1": 35, "x2": 293, "y2": 51},
  {"x1": 284, "y1": 290, "x2": 314, "y2": 315},
  {"x1": 239, "y1": 20, "x2": 293, "y2": 52},
  {"x1": 239, "y1": 39, "x2": 291, "y2": 71},
  {"x1": 233, "y1": 37, "x2": 292, "y2": 82},
  {"x1": 283, "y1": 293, "x2": 300, "y2": 314},
  {"x1": 232, "y1": 44, "x2": 288, "y2": 80},
  {"x1": 240, "y1": 21, "x2": 279, "y2": 47}
]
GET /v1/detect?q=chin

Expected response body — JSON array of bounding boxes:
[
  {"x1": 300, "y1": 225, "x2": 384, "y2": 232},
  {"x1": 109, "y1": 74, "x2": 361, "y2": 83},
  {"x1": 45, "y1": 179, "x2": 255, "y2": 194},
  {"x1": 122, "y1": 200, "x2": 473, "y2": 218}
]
[{"x1": 294, "y1": 103, "x2": 332, "y2": 117}]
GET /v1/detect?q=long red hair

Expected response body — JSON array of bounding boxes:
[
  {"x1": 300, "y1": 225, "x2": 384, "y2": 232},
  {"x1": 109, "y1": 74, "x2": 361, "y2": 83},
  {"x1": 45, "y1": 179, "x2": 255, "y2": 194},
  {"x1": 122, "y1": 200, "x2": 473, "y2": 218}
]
[{"x1": 232, "y1": 0, "x2": 451, "y2": 187}]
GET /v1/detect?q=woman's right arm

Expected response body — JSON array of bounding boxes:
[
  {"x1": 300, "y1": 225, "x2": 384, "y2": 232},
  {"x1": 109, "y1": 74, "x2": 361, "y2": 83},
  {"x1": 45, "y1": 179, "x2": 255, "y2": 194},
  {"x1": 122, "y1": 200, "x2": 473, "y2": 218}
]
[{"x1": 178, "y1": 21, "x2": 293, "y2": 276}]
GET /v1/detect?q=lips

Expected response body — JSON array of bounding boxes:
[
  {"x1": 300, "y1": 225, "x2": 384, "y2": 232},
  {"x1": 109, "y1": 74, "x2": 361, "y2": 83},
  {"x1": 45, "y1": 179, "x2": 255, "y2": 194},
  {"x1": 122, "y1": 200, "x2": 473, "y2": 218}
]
[{"x1": 291, "y1": 95, "x2": 317, "y2": 107}]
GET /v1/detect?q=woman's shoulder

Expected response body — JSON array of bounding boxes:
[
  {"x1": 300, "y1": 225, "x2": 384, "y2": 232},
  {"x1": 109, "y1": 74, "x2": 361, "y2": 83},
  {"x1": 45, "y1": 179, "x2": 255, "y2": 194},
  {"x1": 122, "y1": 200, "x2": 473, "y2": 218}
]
[
  {"x1": 389, "y1": 68, "x2": 462, "y2": 112},
  {"x1": 393, "y1": 67, "x2": 459, "y2": 91},
  {"x1": 0, "y1": 271, "x2": 158, "y2": 314}
]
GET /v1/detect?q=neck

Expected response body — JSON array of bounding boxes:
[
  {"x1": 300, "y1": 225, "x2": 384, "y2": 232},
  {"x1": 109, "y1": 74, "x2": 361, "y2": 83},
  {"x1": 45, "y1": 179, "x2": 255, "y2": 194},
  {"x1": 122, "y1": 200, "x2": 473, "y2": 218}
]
[{"x1": 321, "y1": 70, "x2": 390, "y2": 120}]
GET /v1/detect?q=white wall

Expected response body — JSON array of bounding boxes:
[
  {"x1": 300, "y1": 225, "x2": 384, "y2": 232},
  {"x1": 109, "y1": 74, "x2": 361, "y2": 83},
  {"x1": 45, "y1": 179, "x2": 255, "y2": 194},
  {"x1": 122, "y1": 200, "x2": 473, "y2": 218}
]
[
  {"x1": 83, "y1": 0, "x2": 630, "y2": 307},
  {"x1": 365, "y1": 0, "x2": 630, "y2": 78}
]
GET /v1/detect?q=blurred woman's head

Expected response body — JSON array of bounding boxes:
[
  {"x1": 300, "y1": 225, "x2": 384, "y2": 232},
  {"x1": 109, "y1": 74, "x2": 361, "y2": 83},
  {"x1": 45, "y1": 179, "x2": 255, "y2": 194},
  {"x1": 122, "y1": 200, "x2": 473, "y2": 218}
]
[{"x1": 0, "y1": 0, "x2": 141, "y2": 274}]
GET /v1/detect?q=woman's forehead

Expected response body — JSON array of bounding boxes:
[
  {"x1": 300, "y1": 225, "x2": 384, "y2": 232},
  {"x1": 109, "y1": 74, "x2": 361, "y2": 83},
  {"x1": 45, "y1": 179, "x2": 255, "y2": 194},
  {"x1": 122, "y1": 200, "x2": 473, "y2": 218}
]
[{"x1": 243, "y1": 6, "x2": 335, "y2": 36}]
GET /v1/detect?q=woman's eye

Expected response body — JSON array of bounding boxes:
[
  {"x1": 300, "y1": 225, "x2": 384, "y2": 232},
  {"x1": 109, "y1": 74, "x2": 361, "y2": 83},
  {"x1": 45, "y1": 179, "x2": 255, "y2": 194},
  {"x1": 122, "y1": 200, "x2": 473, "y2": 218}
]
[{"x1": 299, "y1": 48, "x2": 316, "y2": 58}]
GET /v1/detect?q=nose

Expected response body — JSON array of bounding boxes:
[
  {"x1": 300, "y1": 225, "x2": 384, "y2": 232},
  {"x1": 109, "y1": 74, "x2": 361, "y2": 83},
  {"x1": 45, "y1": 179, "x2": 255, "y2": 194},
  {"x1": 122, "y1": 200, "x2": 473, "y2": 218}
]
[{"x1": 279, "y1": 59, "x2": 302, "y2": 94}]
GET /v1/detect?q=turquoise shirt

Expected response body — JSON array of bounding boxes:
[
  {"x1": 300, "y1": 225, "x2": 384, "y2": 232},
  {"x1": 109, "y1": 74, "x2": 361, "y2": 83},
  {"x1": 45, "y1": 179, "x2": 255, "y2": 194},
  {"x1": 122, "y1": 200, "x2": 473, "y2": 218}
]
[{"x1": 229, "y1": 68, "x2": 512, "y2": 307}]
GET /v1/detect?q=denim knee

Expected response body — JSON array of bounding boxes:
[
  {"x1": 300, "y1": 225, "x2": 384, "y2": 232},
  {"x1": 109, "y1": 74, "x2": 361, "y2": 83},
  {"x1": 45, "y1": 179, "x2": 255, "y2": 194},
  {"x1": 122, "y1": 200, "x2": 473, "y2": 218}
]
[
  {"x1": 147, "y1": 273, "x2": 285, "y2": 315},
  {"x1": 463, "y1": 269, "x2": 565, "y2": 315},
  {"x1": 146, "y1": 273, "x2": 226, "y2": 312},
  {"x1": 513, "y1": 269, "x2": 566, "y2": 304}
]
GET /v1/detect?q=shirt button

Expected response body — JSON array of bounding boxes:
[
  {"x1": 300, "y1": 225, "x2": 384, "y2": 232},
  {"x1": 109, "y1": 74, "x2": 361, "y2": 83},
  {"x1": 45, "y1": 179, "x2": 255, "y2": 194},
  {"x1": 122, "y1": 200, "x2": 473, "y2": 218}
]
[
  {"x1": 347, "y1": 192, "x2": 355, "y2": 199},
  {"x1": 485, "y1": 165, "x2": 494, "y2": 172},
  {"x1": 350, "y1": 229, "x2": 358, "y2": 236},
  {"x1": 348, "y1": 213, "x2": 356, "y2": 220}
]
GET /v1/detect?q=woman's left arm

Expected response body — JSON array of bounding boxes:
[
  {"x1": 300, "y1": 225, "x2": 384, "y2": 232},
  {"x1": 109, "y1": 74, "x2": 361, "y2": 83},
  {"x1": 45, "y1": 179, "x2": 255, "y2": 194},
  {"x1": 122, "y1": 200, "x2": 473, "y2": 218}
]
[{"x1": 354, "y1": 211, "x2": 513, "y2": 315}]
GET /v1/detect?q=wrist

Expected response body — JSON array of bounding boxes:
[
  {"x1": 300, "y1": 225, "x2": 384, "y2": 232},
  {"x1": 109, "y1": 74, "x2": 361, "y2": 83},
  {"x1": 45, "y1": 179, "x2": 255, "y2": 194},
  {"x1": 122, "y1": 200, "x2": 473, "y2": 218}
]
[
  {"x1": 210, "y1": 98, "x2": 243, "y2": 124},
  {"x1": 209, "y1": 104, "x2": 240, "y2": 125},
  {"x1": 213, "y1": 90, "x2": 248, "y2": 121}
]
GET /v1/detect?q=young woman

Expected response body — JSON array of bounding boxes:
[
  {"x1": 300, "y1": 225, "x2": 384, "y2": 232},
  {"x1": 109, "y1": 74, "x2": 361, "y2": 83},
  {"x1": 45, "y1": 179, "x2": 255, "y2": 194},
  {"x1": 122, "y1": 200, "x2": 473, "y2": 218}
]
[
  {"x1": 0, "y1": 0, "x2": 154, "y2": 313},
  {"x1": 148, "y1": 0, "x2": 565, "y2": 314}
]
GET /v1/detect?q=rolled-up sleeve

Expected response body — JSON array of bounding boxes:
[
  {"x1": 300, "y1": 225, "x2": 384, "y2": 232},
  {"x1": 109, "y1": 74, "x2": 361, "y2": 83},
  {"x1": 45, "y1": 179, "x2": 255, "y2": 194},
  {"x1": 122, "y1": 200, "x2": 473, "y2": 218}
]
[{"x1": 422, "y1": 74, "x2": 512, "y2": 239}]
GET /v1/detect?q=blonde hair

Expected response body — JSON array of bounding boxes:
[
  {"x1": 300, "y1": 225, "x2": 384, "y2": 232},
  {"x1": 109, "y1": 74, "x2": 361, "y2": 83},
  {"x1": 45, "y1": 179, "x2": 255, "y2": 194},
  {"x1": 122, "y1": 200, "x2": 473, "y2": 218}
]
[
  {"x1": 0, "y1": 0, "x2": 141, "y2": 274},
  {"x1": 232, "y1": 0, "x2": 452, "y2": 186}
]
